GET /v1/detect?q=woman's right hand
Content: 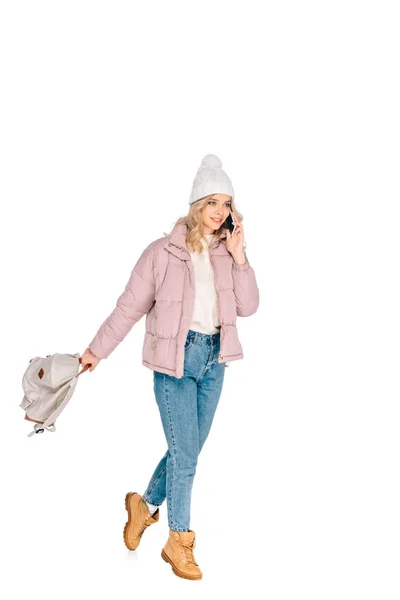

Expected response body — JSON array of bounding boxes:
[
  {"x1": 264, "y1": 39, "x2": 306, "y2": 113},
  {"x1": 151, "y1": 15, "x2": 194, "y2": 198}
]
[{"x1": 80, "y1": 347, "x2": 101, "y2": 372}]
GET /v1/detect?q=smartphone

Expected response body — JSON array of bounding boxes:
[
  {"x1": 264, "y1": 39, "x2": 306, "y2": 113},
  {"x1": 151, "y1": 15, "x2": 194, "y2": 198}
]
[{"x1": 222, "y1": 211, "x2": 237, "y2": 235}]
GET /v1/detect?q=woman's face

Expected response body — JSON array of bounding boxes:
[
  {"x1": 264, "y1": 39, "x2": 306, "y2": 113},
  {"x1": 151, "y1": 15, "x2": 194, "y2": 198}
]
[{"x1": 201, "y1": 194, "x2": 232, "y2": 235}]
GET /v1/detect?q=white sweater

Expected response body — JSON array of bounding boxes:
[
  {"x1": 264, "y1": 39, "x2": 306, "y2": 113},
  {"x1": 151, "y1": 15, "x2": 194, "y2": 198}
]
[{"x1": 188, "y1": 234, "x2": 221, "y2": 334}]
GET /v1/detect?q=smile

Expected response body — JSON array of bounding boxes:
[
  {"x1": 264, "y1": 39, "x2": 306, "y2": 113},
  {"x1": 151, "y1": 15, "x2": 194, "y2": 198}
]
[{"x1": 211, "y1": 218, "x2": 222, "y2": 223}]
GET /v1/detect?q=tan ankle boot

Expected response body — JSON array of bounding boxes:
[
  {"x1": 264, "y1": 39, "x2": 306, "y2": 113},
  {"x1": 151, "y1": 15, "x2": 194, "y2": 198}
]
[
  {"x1": 161, "y1": 529, "x2": 202, "y2": 580},
  {"x1": 123, "y1": 492, "x2": 159, "y2": 550}
]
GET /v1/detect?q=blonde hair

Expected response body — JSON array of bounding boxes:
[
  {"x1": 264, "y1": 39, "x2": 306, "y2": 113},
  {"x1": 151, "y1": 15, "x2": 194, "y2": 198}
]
[{"x1": 163, "y1": 195, "x2": 244, "y2": 254}]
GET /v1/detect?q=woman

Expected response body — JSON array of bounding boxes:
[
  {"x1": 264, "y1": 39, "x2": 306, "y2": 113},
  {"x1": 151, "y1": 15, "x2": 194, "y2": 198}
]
[{"x1": 80, "y1": 154, "x2": 259, "y2": 580}]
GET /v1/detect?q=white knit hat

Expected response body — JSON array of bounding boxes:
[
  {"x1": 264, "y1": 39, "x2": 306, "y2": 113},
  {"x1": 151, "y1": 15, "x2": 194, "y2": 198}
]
[{"x1": 189, "y1": 154, "x2": 234, "y2": 204}]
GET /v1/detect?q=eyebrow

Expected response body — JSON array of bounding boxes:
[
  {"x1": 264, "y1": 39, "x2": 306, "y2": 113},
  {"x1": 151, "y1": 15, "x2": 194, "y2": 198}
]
[{"x1": 210, "y1": 199, "x2": 231, "y2": 203}]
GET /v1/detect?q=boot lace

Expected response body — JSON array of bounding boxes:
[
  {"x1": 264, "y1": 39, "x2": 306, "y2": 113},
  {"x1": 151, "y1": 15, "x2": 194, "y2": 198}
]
[
  {"x1": 178, "y1": 540, "x2": 198, "y2": 566},
  {"x1": 135, "y1": 515, "x2": 151, "y2": 538}
]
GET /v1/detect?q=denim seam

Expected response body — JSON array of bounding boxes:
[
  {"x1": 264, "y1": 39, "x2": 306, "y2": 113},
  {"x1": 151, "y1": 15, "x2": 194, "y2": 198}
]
[
  {"x1": 184, "y1": 333, "x2": 196, "y2": 350},
  {"x1": 143, "y1": 463, "x2": 167, "y2": 502},
  {"x1": 199, "y1": 336, "x2": 214, "y2": 380},
  {"x1": 163, "y1": 373, "x2": 178, "y2": 529}
]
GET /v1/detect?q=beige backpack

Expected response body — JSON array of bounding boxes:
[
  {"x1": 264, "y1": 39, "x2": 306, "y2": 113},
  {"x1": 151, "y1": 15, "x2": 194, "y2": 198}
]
[{"x1": 20, "y1": 352, "x2": 90, "y2": 437}]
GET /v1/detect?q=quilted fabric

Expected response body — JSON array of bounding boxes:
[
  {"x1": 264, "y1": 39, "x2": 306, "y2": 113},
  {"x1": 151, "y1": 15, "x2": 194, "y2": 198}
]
[{"x1": 89, "y1": 223, "x2": 259, "y2": 379}]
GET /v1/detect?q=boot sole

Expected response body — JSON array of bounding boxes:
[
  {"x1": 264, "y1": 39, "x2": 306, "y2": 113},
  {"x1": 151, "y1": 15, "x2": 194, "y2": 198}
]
[
  {"x1": 123, "y1": 492, "x2": 139, "y2": 550},
  {"x1": 161, "y1": 549, "x2": 202, "y2": 580}
]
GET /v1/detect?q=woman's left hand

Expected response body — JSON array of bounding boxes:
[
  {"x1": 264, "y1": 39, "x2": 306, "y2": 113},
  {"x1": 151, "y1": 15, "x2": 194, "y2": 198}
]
[{"x1": 226, "y1": 213, "x2": 246, "y2": 263}]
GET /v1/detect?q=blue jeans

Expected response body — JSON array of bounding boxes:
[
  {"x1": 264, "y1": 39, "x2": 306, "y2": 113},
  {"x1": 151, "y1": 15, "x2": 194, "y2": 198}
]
[{"x1": 142, "y1": 329, "x2": 226, "y2": 532}]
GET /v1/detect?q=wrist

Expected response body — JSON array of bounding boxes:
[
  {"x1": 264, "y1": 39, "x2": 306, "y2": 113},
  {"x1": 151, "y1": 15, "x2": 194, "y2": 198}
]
[{"x1": 233, "y1": 253, "x2": 246, "y2": 265}]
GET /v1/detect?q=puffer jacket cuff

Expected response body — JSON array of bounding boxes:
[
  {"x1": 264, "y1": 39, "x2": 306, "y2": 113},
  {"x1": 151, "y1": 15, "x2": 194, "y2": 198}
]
[
  {"x1": 233, "y1": 251, "x2": 251, "y2": 271},
  {"x1": 233, "y1": 261, "x2": 250, "y2": 271}
]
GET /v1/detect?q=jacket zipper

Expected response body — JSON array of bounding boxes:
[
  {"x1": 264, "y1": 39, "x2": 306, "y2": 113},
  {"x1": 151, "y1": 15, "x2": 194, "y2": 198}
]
[
  {"x1": 184, "y1": 249, "x2": 196, "y2": 373},
  {"x1": 168, "y1": 242, "x2": 193, "y2": 377},
  {"x1": 209, "y1": 251, "x2": 227, "y2": 365}
]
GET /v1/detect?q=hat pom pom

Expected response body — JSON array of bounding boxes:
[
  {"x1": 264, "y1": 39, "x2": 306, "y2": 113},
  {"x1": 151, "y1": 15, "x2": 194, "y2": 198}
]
[{"x1": 200, "y1": 154, "x2": 223, "y2": 169}]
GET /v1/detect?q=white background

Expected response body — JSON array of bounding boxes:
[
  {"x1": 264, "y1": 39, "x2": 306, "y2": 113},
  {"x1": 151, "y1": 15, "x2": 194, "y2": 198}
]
[{"x1": 1, "y1": 1, "x2": 399, "y2": 598}]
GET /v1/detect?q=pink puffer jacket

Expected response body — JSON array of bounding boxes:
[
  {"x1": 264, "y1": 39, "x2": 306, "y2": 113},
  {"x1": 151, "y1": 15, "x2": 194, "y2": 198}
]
[{"x1": 89, "y1": 223, "x2": 259, "y2": 378}]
